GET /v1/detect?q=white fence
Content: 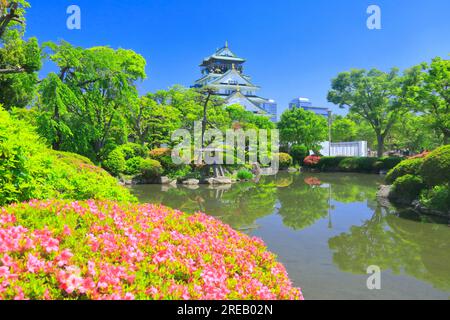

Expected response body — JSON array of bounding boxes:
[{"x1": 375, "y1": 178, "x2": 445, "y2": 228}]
[{"x1": 318, "y1": 141, "x2": 368, "y2": 157}]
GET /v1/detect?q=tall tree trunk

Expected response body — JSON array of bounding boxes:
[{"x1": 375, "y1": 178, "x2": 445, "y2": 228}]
[
  {"x1": 443, "y1": 130, "x2": 449, "y2": 145},
  {"x1": 376, "y1": 134, "x2": 385, "y2": 157},
  {"x1": 52, "y1": 104, "x2": 62, "y2": 150},
  {"x1": 201, "y1": 92, "x2": 211, "y2": 149}
]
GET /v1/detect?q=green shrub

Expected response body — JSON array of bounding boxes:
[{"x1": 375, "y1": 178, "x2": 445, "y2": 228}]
[
  {"x1": 237, "y1": 169, "x2": 253, "y2": 180},
  {"x1": 102, "y1": 148, "x2": 126, "y2": 176},
  {"x1": 420, "y1": 145, "x2": 450, "y2": 187},
  {"x1": 290, "y1": 145, "x2": 309, "y2": 165},
  {"x1": 0, "y1": 110, "x2": 39, "y2": 204},
  {"x1": 389, "y1": 174, "x2": 426, "y2": 204},
  {"x1": 338, "y1": 157, "x2": 378, "y2": 172},
  {"x1": 166, "y1": 165, "x2": 192, "y2": 180},
  {"x1": 124, "y1": 157, "x2": 144, "y2": 175},
  {"x1": 0, "y1": 109, "x2": 135, "y2": 205},
  {"x1": 376, "y1": 157, "x2": 403, "y2": 171},
  {"x1": 337, "y1": 158, "x2": 358, "y2": 171},
  {"x1": 420, "y1": 184, "x2": 450, "y2": 213},
  {"x1": 385, "y1": 158, "x2": 424, "y2": 184},
  {"x1": 47, "y1": 151, "x2": 136, "y2": 202},
  {"x1": 149, "y1": 147, "x2": 180, "y2": 172},
  {"x1": 315, "y1": 156, "x2": 347, "y2": 170},
  {"x1": 117, "y1": 143, "x2": 147, "y2": 160},
  {"x1": 304, "y1": 156, "x2": 402, "y2": 173},
  {"x1": 278, "y1": 153, "x2": 293, "y2": 169},
  {"x1": 139, "y1": 159, "x2": 163, "y2": 179},
  {"x1": 103, "y1": 144, "x2": 148, "y2": 176}
]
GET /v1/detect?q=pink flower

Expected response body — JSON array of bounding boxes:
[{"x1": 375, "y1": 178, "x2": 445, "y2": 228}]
[
  {"x1": 65, "y1": 273, "x2": 83, "y2": 294},
  {"x1": 87, "y1": 260, "x2": 96, "y2": 276},
  {"x1": 63, "y1": 225, "x2": 72, "y2": 236},
  {"x1": 38, "y1": 235, "x2": 59, "y2": 253},
  {"x1": 55, "y1": 249, "x2": 73, "y2": 267},
  {"x1": 26, "y1": 254, "x2": 45, "y2": 273},
  {"x1": 13, "y1": 287, "x2": 27, "y2": 300},
  {"x1": 0, "y1": 200, "x2": 304, "y2": 300},
  {"x1": 80, "y1": 278, "x2": 96, "y2": 294},
  {"x1": 124, "y1": 292, "x2": 135, "y2": 300},
  {"x1": 43, "y1": 289, "x2": 51, "y2": 300},
  {"x1": 0, "y1": 266, "x2": 10, "y2": 278}
]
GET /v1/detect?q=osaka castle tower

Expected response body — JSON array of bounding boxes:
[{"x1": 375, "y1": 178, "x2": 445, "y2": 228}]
[{"x1": 193, "y1": 42, "x2": 277, "y2": 122}]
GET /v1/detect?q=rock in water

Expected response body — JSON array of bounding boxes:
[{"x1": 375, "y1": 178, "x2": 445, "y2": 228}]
[{"x1": 182, "y1": 179, "x2": 200, "y2": 185}]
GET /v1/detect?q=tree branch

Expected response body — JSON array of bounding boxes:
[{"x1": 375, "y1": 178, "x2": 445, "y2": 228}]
[
  {"x1": 0, "y1": 67, "x2": 26, "y2": 74},
  {"x1": 0, "y1": 2, "x2": 21, "y2": 39}
]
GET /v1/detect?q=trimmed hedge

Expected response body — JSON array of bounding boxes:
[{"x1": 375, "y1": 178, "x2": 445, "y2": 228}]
[
  {"x1": 124, "y1": 157, "x2": 144, "y2": 175},
  {"x1": 0, "y1": 110, "x2": 135, "y2": 205},
  {"x1": 420, "y1": 145, "x2": 450, "y2": 187},
  {"x1": 103, "y1": 143, "x2": 149, "y2": 176},
  {"x1": 386, "y1": 146, "x2": 450, "y2": 215},
  {"x1": 338, "y1": 157, "x2": 378, "y2": 172},
  {"x1": 389, "y1": 174, "x2": 426, "y2": 205},
  {"x1": 278, "y1": 153, "x2": 293, "y2": 170},
  {"x1": 102, "y1": 148, "x2": 126, "y2": 176},
  {"x1": 139, "y1": 159, "x2": 163, "y2": 179},
  {"x1": 305, "y1": 156, "x2": 402, "y2": 173},
  {"x1": 290, "y1": 145, "x2": 309, "y2": 165},
  {"x1": 385, "y1": 157, "x2": 424, "y2": 184},
  {"x1": 420, "y1": 184, "x2": 450, "y2": 213}
]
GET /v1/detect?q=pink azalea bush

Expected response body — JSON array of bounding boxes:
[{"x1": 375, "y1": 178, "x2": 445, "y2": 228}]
[
  {"x1": 0, "y1": 200, "x2": 303, "y2": 300},
  {"x1": 303, "y1": 155, "x2": 321, "y2": 167}
]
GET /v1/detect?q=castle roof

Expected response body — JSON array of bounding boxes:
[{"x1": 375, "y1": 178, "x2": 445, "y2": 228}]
[
  {"x1": 225, "y1": 91, "x2": 268, "y2": 114},
  {"x1": 200, "y1": 41, "x2": 246, "y2": 66}
]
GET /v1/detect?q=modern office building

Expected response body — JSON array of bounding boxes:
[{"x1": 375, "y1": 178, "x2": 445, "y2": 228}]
[
  {"x1": 193, "y1": 42, "x2": 277, "y2": 122},
  {"x1": 289, "y1": 97, "x2": 330, "y2": 117}
]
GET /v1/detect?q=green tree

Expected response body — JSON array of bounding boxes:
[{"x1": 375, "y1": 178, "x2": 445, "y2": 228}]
[
  {"x1": 38, "y1": 41, "x2": 146, "y2": 161},
  {"x1": 0, "y1": 0, "x2": 41, "y2": 109},
  {"x1": 331, "y1": 115, "x2": 357, "y2": 142},
  {"x1": 278, "y1": 107, "x2": 328, "y2": 152},
  {"x1": 327, "y1": 68, "x2": 413, "y2": 157},
  {"x1": 226, "y1": 104, "x2": 275, "y2": 130},
  {"x1": 127, "y1": 94, "x2": 182, "y2": 147},
  {"x1": 150, "y1": 85, "x2": 230, "y2": 132},
  {"x1": 407, "y1": 57, "x2": 450, "y2": 144},
  {"x1": 348, "y1": 114, "x2": 377, "y2": 152},
  {"x1": 387, "y1": 112, "x2": 441, "y2": 153},
  {"x1": 290, "y1": 144, "x2": 309, "y2": 165}
]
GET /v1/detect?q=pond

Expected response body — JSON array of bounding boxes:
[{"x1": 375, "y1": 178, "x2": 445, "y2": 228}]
[{"x1": 129, "y1": 172, "x2": 450, "y2": 300}]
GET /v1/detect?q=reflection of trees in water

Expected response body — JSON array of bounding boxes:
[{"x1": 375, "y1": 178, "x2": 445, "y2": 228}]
[
  {"x1": 208, "y1": 179, "x2": 278, "y2": 229},
  {"x1": 134, "y1": 177, "x2": 278, "y2": 230},
  {"x1": 329, "y1": 205, "x2": 450, "y2": 292},
  {"x1": 277, "y1": 178, "x2": 330, "y2": 230},
  {"x1": 276, "y1": 173, "x2": 381, "y2": 231},
  {"x1": 133, "y1": 173, "x2": 450, "y2": 291},
  {"x1": 319, "y1": 174, "x2": 381, "y2": 204},
  {"x1": 134, "y1": 173, "x2": 383, "y2": 232}
]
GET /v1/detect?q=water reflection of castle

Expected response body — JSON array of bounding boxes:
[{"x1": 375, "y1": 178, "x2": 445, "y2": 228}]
[{"x1": 192, "y1": 42, "x2": 277, "y2": 122}]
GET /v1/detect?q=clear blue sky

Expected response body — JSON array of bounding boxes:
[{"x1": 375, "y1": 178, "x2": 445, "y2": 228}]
[{"x1": 25, "y1": 0, "x2": 450, "y2": 117}]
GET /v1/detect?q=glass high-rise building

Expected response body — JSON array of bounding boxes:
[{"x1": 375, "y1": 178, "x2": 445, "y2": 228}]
[{"x1": 289, "y1": 97, "x2": 330, "y2": 117}]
